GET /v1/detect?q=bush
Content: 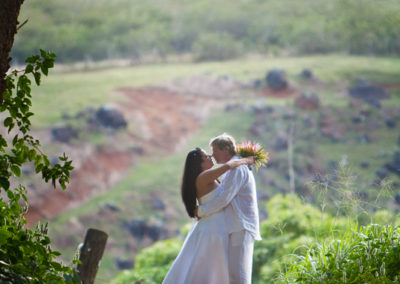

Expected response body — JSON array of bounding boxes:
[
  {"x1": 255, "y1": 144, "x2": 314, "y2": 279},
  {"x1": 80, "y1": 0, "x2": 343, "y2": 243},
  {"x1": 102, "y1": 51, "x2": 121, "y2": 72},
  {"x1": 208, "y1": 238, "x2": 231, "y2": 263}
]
[
  {"x1": 192, "y1": 32, "x2": 243, "y2": 62},
  {"x1": 252, "y1": 194, "x2": 351, "y2": 283},
  {"x1": 112, "y1": 238, "x2": 183, "y2": 284},
  {"x1": 0, "y1": 187, "x2": 79, "y2": 283},
  {"x1": 282, "y1": 224, "x2": 400, "y2": 283}
]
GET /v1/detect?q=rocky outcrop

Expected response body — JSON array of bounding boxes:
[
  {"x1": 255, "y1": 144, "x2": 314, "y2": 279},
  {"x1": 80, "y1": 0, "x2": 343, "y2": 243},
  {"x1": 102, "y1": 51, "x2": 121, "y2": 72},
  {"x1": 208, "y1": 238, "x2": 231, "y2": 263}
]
[{"x1": 265, "y1": 69, "x2": 288, "y2": 90}]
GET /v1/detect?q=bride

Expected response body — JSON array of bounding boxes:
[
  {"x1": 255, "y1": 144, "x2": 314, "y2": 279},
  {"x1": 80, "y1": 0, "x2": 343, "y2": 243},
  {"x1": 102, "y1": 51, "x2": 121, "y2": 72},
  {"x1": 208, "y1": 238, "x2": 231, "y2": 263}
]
[{"x1": 162, "y1": 147, "x2": 254, "y2": 284}]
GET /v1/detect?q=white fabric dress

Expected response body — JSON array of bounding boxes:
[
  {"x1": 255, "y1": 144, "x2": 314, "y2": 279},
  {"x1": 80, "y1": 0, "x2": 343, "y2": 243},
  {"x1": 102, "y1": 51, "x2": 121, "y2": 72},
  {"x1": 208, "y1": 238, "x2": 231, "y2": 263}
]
[{"x1": 162, "y1": 189, "x2": 230, "y2": 284}]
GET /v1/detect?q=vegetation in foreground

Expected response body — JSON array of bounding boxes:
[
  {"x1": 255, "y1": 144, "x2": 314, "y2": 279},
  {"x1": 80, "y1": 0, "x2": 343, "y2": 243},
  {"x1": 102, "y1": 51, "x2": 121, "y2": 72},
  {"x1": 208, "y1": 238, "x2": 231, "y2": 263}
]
[
  {"x1": 0, "y1": 51, "x2": 79, "y2": 283},
  {"x1": 113, "y1": 189, "x2": 400, "y2": 283}
]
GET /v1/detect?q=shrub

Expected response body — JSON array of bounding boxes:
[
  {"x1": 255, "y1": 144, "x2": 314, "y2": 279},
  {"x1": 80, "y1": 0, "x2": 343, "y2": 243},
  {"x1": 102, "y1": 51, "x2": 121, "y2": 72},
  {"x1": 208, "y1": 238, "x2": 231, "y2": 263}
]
[
  {"x1": 112, "y1": 238, "x2": 183, "y2": 284},
  {"x1": 192, "y1": 32, "x2": 243, "y2": 62},
  {"x1": 252, "y1": 194, "x2": 351, "y2": 283},
  {"x1": 282, "y1": 224, "x2": 400, "y2": 283}
]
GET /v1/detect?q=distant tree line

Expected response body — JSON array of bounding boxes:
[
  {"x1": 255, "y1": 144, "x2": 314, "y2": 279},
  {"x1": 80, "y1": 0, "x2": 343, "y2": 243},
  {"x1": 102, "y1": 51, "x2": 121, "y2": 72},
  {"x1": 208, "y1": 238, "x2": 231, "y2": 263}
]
[{"x1": 11, "y1": 0, "x2": 400, "y2": 63}]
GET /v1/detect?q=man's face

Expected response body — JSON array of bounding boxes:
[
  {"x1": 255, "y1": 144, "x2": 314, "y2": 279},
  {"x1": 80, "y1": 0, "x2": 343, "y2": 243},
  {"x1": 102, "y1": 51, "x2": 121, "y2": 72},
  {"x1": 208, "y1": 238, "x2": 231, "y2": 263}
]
[{"x1": 211, "y1": 145, "x2": 226, "y2": 164}]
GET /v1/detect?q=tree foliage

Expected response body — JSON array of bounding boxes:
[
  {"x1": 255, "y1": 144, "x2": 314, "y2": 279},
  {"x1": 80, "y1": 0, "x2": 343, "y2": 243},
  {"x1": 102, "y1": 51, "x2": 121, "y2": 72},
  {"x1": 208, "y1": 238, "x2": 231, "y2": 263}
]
[
  {"x1": 0, "y1": 50, "x2": 79, "y2": 283},
  {"x1": 11, "y1": 0, "x2": 400, "y2": 63}
]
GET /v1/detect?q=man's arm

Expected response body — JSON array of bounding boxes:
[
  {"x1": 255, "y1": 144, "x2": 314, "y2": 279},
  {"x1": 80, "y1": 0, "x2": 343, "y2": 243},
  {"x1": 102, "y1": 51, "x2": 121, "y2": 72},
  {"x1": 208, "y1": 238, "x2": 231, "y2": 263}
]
[{"x1": 197, "y1": 165, "x2": 247, "y2": 218}]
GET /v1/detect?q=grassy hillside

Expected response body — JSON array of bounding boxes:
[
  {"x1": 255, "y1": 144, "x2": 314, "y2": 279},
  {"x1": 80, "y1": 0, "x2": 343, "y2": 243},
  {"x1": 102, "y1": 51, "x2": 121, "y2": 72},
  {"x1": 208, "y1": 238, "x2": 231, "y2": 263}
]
[
  {"x1": 30, "y1": 54, "x2": 400, "y2": 128},
  {"x1": 25, "y1": 55, "x2": 400, "y2": 283}
]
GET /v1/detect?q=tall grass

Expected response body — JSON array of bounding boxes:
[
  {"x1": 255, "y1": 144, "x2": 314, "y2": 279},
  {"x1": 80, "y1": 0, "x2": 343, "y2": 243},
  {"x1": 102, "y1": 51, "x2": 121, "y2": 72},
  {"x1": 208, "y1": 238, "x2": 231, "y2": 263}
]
[{"x1": 281, "y1": 224, "x2": 400, "y2": 283}]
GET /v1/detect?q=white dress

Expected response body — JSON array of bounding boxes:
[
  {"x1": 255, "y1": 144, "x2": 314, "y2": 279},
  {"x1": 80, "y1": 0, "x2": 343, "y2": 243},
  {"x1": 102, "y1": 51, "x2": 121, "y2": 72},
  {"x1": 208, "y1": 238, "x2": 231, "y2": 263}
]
[{"x1": 162, "y1": 189, "x2": 230, "y2": 284}]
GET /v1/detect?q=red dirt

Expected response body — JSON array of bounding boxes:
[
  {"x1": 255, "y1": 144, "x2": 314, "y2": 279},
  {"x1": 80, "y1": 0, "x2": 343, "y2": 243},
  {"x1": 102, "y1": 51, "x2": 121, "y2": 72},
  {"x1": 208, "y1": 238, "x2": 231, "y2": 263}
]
[{"x1": 260, "y1": 86, "x2": 299, "y2": 98}]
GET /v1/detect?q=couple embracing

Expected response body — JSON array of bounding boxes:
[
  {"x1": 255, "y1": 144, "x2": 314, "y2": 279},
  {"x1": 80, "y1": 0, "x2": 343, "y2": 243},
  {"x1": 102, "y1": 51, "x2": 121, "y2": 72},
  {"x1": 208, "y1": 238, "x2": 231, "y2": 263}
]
[{"x1": 163, "y1": 133, "x2": 261, "y2": 284}]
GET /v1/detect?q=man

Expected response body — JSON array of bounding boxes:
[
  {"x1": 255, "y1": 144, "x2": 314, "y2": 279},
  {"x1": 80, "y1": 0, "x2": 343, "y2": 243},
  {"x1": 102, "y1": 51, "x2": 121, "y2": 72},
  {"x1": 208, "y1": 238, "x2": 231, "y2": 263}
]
[{"x1": 197, "y1": 133, "x2": 261, "y2": 284}]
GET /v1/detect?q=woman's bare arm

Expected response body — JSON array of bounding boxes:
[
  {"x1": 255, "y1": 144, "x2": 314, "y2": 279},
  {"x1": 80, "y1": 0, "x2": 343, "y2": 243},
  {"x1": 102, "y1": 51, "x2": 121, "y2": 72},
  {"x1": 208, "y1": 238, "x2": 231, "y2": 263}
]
[{"x1": 197, "y1": 157, "x2": 254, "y2": 186}]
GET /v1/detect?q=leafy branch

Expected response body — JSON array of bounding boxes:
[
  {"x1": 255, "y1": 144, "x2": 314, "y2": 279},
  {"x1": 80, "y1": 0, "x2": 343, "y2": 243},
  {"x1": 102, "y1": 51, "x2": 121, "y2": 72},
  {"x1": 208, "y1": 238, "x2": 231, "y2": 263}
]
[{"x1": 0, "y1": 49, "x2": 73, "y2": 192}]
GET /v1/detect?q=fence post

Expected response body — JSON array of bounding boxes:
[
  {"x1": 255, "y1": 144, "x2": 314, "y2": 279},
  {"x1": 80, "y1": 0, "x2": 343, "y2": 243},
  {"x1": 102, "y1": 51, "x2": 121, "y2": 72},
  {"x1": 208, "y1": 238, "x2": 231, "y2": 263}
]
[{"x1": 78, "y1": 228, "x2": 108, "y2": 284}]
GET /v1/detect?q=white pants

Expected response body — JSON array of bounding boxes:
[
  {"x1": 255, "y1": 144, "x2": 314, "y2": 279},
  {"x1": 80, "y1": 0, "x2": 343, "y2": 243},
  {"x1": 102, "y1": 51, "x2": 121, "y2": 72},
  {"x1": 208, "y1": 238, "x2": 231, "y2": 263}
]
[{"x1": 228, "y1": 230, "x2": 255, "y2": 284}]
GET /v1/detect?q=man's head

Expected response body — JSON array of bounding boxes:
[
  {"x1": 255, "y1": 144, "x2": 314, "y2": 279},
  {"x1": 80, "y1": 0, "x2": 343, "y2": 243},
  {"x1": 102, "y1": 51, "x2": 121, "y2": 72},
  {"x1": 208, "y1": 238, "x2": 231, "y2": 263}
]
[{"x1": 209, "y1": 133, "x2": 236, "y2": 164}]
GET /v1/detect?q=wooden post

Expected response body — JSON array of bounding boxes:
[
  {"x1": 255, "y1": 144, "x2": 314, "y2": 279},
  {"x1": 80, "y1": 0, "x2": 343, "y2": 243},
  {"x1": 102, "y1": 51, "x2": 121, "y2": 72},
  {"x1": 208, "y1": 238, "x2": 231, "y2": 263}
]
[
  {"x1": 287, "y1": 121, "x2": 295, "y2": 193},
  {"x1": 78, "y1": 228, "x2": 108, "y2": 284}
]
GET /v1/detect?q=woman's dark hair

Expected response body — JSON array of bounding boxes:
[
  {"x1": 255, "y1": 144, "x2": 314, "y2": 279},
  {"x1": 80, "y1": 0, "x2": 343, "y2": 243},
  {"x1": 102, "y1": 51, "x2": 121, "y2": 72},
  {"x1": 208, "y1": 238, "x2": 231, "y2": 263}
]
[{"x1": 181, "y1": 147, "x2": 203, "y2": 218}]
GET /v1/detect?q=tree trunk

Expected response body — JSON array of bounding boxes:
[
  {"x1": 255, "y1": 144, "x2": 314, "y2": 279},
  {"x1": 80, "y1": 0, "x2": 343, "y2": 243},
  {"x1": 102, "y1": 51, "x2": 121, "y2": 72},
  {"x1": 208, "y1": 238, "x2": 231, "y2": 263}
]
[{"x1": 0, "y1": 0, "x2": 24, "y2": 105}]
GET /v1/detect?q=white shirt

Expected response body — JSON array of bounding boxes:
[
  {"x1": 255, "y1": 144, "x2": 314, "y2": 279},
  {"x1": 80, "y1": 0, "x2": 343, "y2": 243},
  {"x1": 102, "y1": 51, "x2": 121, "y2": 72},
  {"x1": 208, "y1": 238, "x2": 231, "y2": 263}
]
[{"x1": 197, "y1": 156, "x2": 261, "y2": 240}]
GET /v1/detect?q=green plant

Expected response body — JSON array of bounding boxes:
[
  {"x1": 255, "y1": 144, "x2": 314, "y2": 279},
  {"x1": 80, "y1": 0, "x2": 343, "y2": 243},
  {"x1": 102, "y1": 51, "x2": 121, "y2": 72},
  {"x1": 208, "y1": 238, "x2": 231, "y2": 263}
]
[
  {"x1": 112, "y1": 238, "x2": 182, "y2": 284},
  {"x1": 282, "y1": 224, "x2": 400, "y2": 283},
  {"x1": 252, "y1": 194, "x2": 351, "y2": 283},
  {"x1": 310, "y1": 162, "x2": 395, "y2": 225},
  {"x1": 0, "y1": 50, "x2": 79, "y2": 283},
  {"x1": 192, "y1": 32, "x2": 243, "y2": 62}
]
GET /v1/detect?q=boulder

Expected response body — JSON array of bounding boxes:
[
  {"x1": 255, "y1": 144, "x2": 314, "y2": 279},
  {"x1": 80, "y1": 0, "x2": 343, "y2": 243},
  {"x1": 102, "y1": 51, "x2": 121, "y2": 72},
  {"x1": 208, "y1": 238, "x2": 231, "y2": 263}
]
[
  {"x1": 265, "y1": 69, "x2": 288, "y2": 90},
  {"x1": 115, "y1": 258, "x2": 134, "y2": 270},
  {"x1": 147, "y1": 225, "x2": 165, "y2": 241},
  {"x1": 375, "y1": 167, "x2": 388, "y2": 180},
  {"x1": 96, "y1": 106, "x2": 127, "y2": 129},
  {"x1": 151, "y1": 196, "x2": 166, "y2": 211},
  {"x1": 385, "y1": 119, "x2": 396, "y2": 128},
  {"x1": 384, "y1": 151, "x2": 400, "y2": 177},
  {"x1": 348, "y1": 82, "x2": 390, "y2": 108},
  {"x1": 124, "y1": 219, "x2": 167, "y2": 242},
  {"x1": 300, "y1": 69, "x2": 313, "y2": 79},
  {"x1": 124, "y1": 219, "x2": 147, "y2": 240},
  {"x1": 51, "y1": 125, "x2": 79, "y2": 143}
]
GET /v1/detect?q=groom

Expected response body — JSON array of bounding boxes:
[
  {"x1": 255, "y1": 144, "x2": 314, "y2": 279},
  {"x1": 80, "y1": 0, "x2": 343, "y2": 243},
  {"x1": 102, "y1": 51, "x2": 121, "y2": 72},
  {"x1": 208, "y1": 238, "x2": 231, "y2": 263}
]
[{"x1": 197, "y1": 133, "x2": 261, "y2": 284}]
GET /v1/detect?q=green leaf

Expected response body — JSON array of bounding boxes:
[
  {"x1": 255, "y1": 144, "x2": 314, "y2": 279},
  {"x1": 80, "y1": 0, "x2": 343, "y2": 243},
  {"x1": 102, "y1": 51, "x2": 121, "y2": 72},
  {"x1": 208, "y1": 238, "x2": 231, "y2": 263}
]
[
  {"x1": 4, "y1": 117, "x2": 12, "y2": 127},
  {"x1": 43, "y1": 155, "x2": 50, "y2": 166},
  {"x1": 40, "y1": 49, "x2": 47, "y2": 58},
  {"x1": 25, "y1": 64, "x2": 34, "y2": 74},
  {"x1": 41, "y1": 65, "x2": 49, "y2": 76},
  {"x1": 25, "y1": 55, "x2": 39, "y2": 63},
  {"x1": 43, "y1": 59, "x2": 54, "y2": 69},
  {"x1": 0, "y1": 228, "x2": 12, "y2": 246},
  {"x1": 12, "y1": 134, "x2": 19, "y2": 145},
  {"x1": 11, "y1": 165, "x2": 21, "y2": 177},
  {"x1": 7, "y1": 189, "x2": 14, "y2": 199},
  {"x1": 33, "y1": 72, "x2": 41, "y2": 85},
  {"x1": 35, "y1": 164, "x2": 43, "y2": 173},
  {"x1": 0, "y1": 136, "x2": 7, "y2": 147},
  {"x1": 0, "y1": 177, "x2": 10, "y2": 190},
  {"x1": 28, "y1": 149, "x2": 37, "y2": 161}
]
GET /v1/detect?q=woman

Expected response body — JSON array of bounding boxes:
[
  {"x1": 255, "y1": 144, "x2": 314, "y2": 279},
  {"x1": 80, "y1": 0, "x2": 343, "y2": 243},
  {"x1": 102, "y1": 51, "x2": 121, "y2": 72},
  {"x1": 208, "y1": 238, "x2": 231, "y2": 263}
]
[{"x1": 162, "y1": 147, "x2": 254, "y2": 284}]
